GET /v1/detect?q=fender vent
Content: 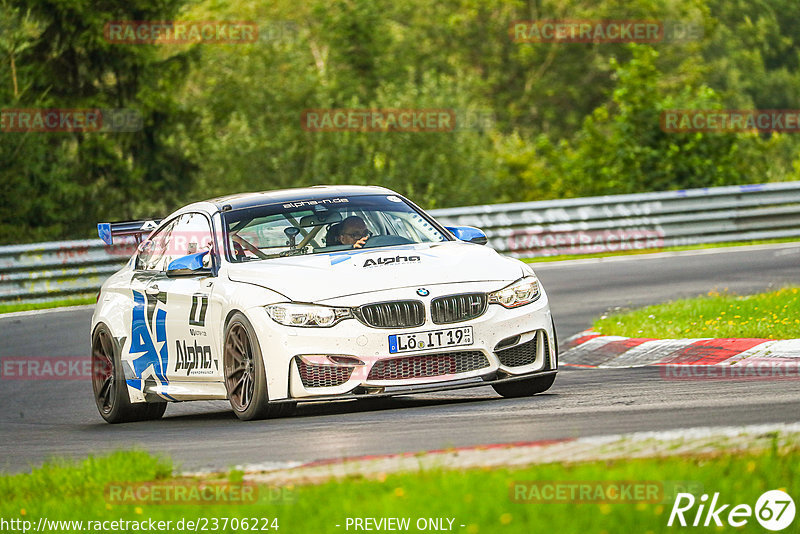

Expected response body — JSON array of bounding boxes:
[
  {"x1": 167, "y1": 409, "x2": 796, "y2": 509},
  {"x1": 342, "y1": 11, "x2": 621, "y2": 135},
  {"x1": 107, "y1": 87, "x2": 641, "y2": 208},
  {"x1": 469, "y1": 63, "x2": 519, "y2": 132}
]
[{"x1": 496, "y1": 334, "x2": 540, "y2": 367}]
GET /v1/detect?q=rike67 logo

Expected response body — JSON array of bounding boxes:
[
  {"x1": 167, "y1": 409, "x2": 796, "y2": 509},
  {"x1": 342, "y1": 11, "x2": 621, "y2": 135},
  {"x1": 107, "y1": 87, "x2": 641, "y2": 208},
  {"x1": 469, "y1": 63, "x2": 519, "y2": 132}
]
[{"x1": 668, "y1": 489, "x2": 795, "y2": 531}]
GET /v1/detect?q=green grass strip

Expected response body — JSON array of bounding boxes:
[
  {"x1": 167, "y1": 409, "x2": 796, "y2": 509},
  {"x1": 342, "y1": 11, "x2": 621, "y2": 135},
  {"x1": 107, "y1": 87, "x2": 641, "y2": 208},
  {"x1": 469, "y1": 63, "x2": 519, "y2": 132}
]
[
  {"x1": 1, "y1": 447, "x2": 797, "y2": 533},
  {"x1": 0, "y1": 296, "x2": 95, "y2": 315},
  {"x1": 593, "y1": 287, "x2": 800, "y2": 339}
]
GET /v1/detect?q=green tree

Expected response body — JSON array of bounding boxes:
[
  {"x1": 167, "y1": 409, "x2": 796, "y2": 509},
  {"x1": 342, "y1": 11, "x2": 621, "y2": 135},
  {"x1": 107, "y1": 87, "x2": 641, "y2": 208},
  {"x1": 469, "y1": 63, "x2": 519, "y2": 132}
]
[
  {"x1": 540, "y1": 45, "x2": 779, "y2": 197},
  {"x1": 0, "y1": 0, "x2": 197, "y2": 243}
]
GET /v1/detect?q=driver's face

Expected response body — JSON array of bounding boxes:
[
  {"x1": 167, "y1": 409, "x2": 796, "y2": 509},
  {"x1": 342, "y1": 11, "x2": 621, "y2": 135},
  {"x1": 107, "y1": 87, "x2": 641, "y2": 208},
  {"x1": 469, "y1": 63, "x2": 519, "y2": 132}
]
[{"x1": 340, "y1": 221, "x2": 368, "y2": 245}]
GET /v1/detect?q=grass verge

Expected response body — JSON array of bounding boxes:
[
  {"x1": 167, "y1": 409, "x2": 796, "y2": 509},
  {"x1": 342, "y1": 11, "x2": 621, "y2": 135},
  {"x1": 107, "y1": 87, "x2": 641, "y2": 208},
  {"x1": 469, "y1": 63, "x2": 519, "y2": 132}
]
[
  {"x1": 1, "y1": 447, "x2": 797, "y2": 533},
  {"x1": 523, "y1": 237, "x2": 799, "y2": 264},
  {"x1": 0, "y1": 296, "x2": 95, "y2": 315},
  {"x1": 593, "y1": 287, "x2": 800, "y2": 339}
]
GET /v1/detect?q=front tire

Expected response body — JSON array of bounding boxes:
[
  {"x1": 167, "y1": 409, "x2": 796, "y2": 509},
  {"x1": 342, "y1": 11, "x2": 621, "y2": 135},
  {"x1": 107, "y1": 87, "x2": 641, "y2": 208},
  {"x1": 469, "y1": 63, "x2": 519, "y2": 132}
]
[
  {"x1": 91, "y1": 324, "x2": 167, "y2": 423},
  {"x1": 223, "y1": 313, "x2": 295, "y2": 421}
]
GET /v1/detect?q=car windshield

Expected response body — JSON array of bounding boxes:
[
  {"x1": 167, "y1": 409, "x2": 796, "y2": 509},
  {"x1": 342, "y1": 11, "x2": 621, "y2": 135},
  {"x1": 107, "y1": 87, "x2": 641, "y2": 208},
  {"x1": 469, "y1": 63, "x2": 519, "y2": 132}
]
[{"x1": 222, "y1": 194, "x2": 449, "y2": 262}]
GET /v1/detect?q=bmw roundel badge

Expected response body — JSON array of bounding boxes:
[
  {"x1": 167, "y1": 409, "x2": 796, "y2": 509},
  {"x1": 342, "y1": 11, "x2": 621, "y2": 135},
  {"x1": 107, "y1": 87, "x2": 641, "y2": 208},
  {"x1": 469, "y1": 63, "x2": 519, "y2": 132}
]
[{"x1": 416, "y1": 288, "x2": 430, "y2": 297}]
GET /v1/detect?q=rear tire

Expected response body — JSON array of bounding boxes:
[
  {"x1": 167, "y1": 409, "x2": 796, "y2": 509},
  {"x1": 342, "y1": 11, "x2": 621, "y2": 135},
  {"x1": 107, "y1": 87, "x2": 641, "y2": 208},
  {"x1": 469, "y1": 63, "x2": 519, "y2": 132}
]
[
  {"x1": 492, "y1": 373, "x2": 556, "y2": 398},
  {"x1": 223, "y1": 313, "x2": 296, "y2": 421},
  {"x1": 91, "y1": 324, "x2": 167, "y2": 423}
]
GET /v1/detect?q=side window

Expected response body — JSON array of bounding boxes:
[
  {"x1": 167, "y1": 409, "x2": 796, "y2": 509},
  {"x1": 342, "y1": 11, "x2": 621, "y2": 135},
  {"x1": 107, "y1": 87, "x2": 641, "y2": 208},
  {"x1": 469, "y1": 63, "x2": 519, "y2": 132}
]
[
  {"x1": 162, "y1": 213, "x2": 213, "y2": 270},
  {"x1": 136, "y1": 220, "x2": 176, "y2": 271}
]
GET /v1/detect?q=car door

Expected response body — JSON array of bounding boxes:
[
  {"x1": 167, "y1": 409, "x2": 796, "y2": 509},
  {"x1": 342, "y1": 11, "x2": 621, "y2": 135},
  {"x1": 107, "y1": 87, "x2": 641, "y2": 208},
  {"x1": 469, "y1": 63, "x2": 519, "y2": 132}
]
[
  {"x1": 157, "y1": 212, "x2": 222, "y2": 384},
  {"x1": 122, "y1": 218, "x2": 177, "y2": 400}
]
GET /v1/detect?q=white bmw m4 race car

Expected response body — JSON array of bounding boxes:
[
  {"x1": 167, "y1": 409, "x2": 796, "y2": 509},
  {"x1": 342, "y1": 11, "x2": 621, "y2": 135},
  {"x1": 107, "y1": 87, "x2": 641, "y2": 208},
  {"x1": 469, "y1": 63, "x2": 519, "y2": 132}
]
[{"x1": 91, "y1": 186, "x2": 557, "y2": 423}]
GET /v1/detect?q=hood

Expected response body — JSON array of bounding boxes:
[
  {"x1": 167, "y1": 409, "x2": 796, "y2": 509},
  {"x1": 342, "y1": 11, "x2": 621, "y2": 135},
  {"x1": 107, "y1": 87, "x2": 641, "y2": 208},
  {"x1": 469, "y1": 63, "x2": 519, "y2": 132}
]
[{"x1": 224, "y1": 242, "x2": 525, "y2": 302}]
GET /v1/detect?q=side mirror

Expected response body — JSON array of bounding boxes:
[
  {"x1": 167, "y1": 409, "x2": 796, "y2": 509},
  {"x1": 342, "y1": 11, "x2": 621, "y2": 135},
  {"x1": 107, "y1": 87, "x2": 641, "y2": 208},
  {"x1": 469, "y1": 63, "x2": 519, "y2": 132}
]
[
  {"x1": 166, "y1": 251, "x2": 211, "y2": 277},
  {"x1": 445, "y1": 226, "x2": 488, "y2": 245}
]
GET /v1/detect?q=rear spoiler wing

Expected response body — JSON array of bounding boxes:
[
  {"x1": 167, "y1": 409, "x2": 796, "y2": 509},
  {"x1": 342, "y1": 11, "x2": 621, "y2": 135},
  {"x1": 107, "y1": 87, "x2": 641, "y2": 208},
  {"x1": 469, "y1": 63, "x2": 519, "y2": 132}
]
[{"x1": 97, "y1": 219, "x2": 162, "y2": 245}]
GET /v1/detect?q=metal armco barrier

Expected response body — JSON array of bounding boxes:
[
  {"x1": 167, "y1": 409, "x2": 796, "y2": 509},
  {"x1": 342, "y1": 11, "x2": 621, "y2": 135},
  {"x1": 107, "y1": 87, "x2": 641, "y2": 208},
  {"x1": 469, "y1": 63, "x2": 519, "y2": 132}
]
[
  {"x1": 2, "y1": 181, "x2": 800, "y2": 304},
  {"x1": 431, "y1": 181, "x2": 800, "y2": 257},
  {"x1": 0, "y1": 239, "x2": 135, "y2": 304}
]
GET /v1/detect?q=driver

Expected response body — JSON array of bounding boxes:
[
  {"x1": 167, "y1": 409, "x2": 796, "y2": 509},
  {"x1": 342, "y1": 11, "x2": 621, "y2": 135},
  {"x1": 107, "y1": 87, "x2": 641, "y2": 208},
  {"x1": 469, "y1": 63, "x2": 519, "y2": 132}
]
[{"x1": 337, "y1": 216, "x2": 370, "y2": 248}]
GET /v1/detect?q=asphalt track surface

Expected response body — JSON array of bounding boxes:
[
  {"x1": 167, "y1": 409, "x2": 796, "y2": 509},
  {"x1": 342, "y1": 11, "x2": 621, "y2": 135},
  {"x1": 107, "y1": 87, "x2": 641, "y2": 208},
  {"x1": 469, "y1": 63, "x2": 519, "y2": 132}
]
[{"x1": 1, "y1": 243, "x2": 800, "y2": 473}]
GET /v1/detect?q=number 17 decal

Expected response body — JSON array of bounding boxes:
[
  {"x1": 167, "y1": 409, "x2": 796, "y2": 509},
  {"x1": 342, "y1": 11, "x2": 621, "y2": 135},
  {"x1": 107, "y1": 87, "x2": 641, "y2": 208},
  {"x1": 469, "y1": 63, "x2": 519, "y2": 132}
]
[{"x1": 189, "y1": 294, "x2": 209, "y2": 326}]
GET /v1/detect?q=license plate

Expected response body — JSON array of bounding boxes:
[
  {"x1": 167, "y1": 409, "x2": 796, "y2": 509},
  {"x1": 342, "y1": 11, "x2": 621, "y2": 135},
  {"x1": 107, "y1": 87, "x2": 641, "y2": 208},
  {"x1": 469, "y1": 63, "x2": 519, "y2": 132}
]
[{"x1": 388, "y1": 326, "x2": 473, "y2": 354}]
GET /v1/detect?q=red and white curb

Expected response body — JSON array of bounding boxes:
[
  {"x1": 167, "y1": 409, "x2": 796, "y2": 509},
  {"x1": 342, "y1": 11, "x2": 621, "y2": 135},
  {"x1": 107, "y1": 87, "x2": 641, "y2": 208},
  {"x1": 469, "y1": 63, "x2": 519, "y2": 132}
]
[
  {"x1": 560, "y1": 330, "x2": 800, "y2": 368},
  {"x1": 227, "y1": 423, "x2": 800, "y2": 486}
]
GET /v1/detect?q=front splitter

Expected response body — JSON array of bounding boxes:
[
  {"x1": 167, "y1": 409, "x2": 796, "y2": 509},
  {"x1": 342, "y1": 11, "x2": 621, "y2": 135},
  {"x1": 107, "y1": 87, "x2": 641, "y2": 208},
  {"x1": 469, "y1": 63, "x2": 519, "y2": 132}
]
[{"x1": 272, "y1": 369, "x2": 557, "y2": 404}]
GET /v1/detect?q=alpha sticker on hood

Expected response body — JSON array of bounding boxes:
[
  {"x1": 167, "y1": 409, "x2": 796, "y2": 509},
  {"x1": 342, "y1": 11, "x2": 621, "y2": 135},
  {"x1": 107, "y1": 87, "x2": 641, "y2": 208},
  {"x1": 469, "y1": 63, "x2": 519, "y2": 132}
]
[
  {"x1": 327, "y1": 244, "x2": 426, "y2": 266},
  {"x1": 362, "y1": 254, "x2": 421, "y2": 268}
]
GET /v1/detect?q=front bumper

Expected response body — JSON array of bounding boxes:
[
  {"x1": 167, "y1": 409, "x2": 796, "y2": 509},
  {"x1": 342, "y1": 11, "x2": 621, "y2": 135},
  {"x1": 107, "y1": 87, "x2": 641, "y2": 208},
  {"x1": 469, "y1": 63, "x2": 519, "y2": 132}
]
[
  {"x1": 247, "y1": 282, "x2": 556, "y2": 400},
  {"x1": 270, "y1": 370, "x2": 558, "y2": 404}
]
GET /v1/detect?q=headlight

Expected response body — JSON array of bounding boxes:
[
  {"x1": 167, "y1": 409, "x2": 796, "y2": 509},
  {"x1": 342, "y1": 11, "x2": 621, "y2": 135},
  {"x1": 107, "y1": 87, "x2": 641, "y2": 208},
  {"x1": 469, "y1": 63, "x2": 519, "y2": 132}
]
[
  {"x1": 488, "y1": 276, "x2": 541, "y2": 308},
  {"x1": 266, "y1": 303, "x2": 353, "y2": 327}
]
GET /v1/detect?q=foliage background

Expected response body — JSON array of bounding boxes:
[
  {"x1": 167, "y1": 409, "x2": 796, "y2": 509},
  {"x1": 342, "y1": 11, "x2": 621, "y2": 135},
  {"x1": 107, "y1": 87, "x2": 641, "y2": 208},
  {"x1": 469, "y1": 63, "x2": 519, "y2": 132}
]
[{"x1": 1, "y1": 0, "x2": 799, "y2": 243}]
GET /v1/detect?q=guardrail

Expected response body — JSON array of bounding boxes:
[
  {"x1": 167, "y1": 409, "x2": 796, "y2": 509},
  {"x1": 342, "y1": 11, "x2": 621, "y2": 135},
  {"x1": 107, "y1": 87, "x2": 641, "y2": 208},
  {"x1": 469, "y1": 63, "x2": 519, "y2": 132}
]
[
  {"x1": 431, "y1": 181, "x2": 800, "y2": 257},
  {"x1": 2, "y1": 181, "x2": 800, "y2": 304},
  {"x1": 0, "y1": 239, "x2": 136, "y2": 304}
]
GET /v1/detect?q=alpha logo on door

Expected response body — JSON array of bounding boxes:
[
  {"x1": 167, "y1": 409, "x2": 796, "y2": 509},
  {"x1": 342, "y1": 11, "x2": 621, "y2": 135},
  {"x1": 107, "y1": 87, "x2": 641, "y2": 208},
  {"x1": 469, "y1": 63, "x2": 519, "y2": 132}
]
[{"x1": 175, "y1": 339, "x2": 217, "y2": 376}]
